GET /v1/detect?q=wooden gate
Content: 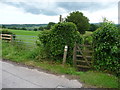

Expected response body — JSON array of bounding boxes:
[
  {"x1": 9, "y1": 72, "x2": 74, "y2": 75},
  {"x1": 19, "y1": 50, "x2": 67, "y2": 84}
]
[
  {"x1": 73, "y1": 43, "x2": 93, "y2": 70},
  {"x1": 0, "y1": 34, "x2": 13, "y2": 42}
]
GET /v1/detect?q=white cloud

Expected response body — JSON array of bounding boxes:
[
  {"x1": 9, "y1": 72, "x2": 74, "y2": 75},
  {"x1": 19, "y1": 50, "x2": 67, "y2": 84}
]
[
  {"x1": 0, "y1": 2, "x2": 59, "y2": 24},
  {"x1": 0, "y1": 0, "x2": 118, "y2": 24},
  {"x1": 82, "y1": 4, "x2": 118, "y2": 23}
]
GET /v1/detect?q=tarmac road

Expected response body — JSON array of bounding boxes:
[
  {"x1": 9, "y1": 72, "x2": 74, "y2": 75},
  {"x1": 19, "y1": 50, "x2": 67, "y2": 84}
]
[{"x1": 0, "y1": 60, "x2": 82, "y2": 88}]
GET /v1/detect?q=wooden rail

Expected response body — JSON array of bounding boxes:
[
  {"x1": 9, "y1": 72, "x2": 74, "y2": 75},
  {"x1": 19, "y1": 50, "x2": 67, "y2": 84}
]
[
  {"x1": 0, "y1": 34, "x2": 13, "y2": 42},
  {"x1": 73, "y1": 43, "x2": 93, "y2": 70}
]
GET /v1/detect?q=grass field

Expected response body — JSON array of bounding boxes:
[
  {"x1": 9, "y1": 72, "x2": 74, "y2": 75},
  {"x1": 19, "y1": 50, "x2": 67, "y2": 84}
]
[
  {"x1": 7, "y1": 29, "x2": 40, "y2": 36},
  {"x1": 85, "y1": 31, "x2": 93, "y2": 36}
]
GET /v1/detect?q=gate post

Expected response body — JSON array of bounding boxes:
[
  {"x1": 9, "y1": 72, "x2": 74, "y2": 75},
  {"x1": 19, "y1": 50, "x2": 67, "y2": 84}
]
[
  {"x1": 73, "y1": 42, "x2": 77, "y2": 67},
  {"x1": 62, "y1": 45, "x2": 68, "y2": 65}
]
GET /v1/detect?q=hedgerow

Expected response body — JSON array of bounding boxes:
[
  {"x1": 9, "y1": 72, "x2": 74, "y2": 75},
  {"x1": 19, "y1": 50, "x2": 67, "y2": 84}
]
[
  {"x1": 92, "y1": 20, "x2": 120, "y2": 75},
  {"x1": 38, "y1": 22, "x2": 82, "y2": 64}
]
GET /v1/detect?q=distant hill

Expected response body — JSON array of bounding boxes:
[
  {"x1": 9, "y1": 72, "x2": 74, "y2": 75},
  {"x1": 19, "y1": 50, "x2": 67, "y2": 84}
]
[
  {"x1": 0, "y1": 24, "x2": 47, "y2": 28},
  {"x1": 0, "y1": 24, "x2": 47, "y2": 30}
]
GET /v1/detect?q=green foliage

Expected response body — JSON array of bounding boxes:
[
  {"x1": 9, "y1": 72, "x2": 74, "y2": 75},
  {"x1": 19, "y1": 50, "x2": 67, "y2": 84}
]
[
  {"x1": 46, "y1": 22, "x2": 56, "y2": 30},
  {"x1": 65, "y1": 11, "x2": 90, "y2": 34},
  {"x1": 38, "y1": 22, "x2": 82, "y2": 64},
  {"x1": 92, "y1": 20, "x2": 120, "y2": 75},
  {"x1": 89, "y1": 24, "x2": 99, "y2": 32},
  {"x1": 34, "y1": 28, "x2": 38, "y2": 31},
  {"x1": 117, "y1": 24, "x2": 120, "y2": 31},
  {"x1": 1, "y1": 25, "x2": 6, "y2": 29},
  {"x1": 21, "y1": 27, "x2": 27, "y2": 30},
  {"x1": 2, "y1": 41, "x2": 29, "y2": 62},
  {"x1": 38, "y1": 26, "x2": 44, "y2": 31},
  {"x1": 83, "y1": 35, "x2": 93, "y2": 45}
]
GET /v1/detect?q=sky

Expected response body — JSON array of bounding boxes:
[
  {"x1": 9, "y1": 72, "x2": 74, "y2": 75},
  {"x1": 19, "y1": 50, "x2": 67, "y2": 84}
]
[{"x1": 0, "y1": 0, "x2": 119, "y2": 24}]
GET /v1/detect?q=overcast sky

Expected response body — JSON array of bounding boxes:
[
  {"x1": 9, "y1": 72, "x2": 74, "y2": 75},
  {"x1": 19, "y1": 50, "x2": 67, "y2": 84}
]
[{"x1": 0, "y1": 0, "x2": 119, "y2": 24}]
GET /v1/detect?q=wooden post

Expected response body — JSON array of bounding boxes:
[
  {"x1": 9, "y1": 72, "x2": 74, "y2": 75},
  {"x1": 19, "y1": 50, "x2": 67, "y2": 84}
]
[
  {"x1": 59, "y1": 15, "x2": 62, "y2": 22},
  {"x1": 62, "y1": 45, "x2": 68, "y2": 65},
  {"x1": 10, "y1": 34, "x2": 13, "y2": 42},
  {"x1": 0, "y1": 34, "x2": 2, "y2": 40},
  {"x1": 73, "y1": 42, "x2": 77, "y2": 67}
]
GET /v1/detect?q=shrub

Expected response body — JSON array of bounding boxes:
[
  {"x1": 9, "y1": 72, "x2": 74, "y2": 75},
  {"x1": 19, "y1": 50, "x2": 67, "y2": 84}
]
[
  {"x1": 38, "y1": 22, "x2": 82, "y2": 64},
  {"x1": 92, "y1": 20, "x2": 120, "y2": 75},
  {"x1": 37, "y1": 30, "x2": 51, "y2": 58},
  {"x1": 83, "y1": 35, "x2": 93, "y2": 45}
]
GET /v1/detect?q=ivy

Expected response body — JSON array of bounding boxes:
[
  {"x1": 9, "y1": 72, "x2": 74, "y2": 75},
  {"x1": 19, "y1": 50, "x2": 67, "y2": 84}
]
[
  {"x1": 38, "y1": 22, "x2": 82, "y2": 64},
  {"x1": 92, "y1": 20, "x2": 120, "y2": 75}
]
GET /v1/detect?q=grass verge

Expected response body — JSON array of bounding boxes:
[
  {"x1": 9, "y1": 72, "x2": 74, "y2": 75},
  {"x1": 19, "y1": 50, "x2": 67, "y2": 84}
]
[{"x1": 1, "y1": 41, "x2": 119, "y2": 88}]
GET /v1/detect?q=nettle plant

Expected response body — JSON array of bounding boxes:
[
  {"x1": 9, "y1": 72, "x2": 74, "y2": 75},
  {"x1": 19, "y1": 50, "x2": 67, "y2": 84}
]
[
  {"x1": 38, "y1": 22, "x2": 82, "y2": 64},
  {"x1": 92, "y1": 20, "x2": 120, "y2": 75}
]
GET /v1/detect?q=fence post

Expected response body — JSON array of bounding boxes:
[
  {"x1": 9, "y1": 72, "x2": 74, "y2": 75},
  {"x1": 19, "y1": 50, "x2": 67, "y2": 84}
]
[
  {"x1": 10, "y1": 34, "x2": 13, "y2": 42},
  {"x1": 0, "y1": 34, "x2": 2, "y2": 40},
  {"x1": 73, "y1": 42, "x2": 77, "y2": 67},
  {"x1": 62, "y1": 45, "x2": 68, "y2": 65},
  {"x1": 59, "y1": 15, "x2": 62, "y2": 22}
]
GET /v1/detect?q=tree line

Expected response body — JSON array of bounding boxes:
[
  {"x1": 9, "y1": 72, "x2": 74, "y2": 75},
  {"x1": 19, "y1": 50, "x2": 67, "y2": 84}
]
[{"x1": 1, "y1": 11, "x2": 119, "y2": 33}]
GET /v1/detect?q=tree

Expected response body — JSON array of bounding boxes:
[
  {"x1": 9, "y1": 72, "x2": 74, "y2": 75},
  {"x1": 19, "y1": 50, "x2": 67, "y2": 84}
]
[
  {"x1": 39, "y1": 26, "x2": 44, "y2": 31},
  {"x1": 89, "y1": 24, "x2": 99, "y2": 32},
  {"x1": 2, "y1": 25, "x2": 6, "y2": 29},
  {"x1": 21, "y1": 27, "x2": 27, "y2": 30},
  {"x1": 34, "y1": 28, "x2": 37, "y2": 31},
  {"x1": 65, "y1": 11, "x2": 90, "y2": 34},
  {"x1": 117, "y1": 24, "x2": 120, "y2": 30},
  {"x1": 46, "y1": 22, "x2": 56, "y2": 30}
]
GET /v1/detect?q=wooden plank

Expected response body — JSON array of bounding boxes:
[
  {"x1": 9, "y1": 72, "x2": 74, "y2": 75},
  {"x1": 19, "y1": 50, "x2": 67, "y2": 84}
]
[
  {"x1": 76, "y1": 55, "x2": 83, "y2": 57},
  {"x1": 76, "y1": 60, "x2": 91, "y2": 63},
  {"x1": 76, "y1": 45, "x2": 91, "y2": 67},
  {"x1": 86, "y1": 56, "x2": 92, "y2": 58},
  {"x1": 78, "y1": 44, "x2": 91, "y2": 47},
  {"x1": 0, "y1": 34, "x2": 12, "y2": 42},
  {"x1": 1, "y1": 37, "x2": 11, "y2": 40},
  {"x1": 77, "y1": 50, "x2": 93, "y2": 53},
  {"x1": 1, "y1": 34, "x2": 12, "y2": 36},
  {"x1": 76, "y1": 65, "x2": 90, "y2": 68},
  {"x1": 83, "y1": 50, "x2": 93, "y2": 53}
]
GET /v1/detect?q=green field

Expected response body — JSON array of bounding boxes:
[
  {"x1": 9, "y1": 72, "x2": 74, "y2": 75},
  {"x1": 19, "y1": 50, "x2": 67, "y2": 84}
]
[{"x1": 7, "y1": 29, "x2": 40, "y2": 36}]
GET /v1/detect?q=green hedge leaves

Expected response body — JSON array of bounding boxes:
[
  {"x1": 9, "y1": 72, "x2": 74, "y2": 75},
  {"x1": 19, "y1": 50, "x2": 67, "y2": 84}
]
[
  {"x1": 92, "y1": 20, "x2": 120, "y2": 75},
  {"x1": 38, "y1": 22, "x2": 82, "y2": 64}
]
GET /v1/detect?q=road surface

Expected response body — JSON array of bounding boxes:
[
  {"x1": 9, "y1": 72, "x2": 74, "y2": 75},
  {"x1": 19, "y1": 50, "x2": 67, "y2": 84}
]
[{"x1": 0, "y1": 60, "x2": 82, "y2": 88}]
